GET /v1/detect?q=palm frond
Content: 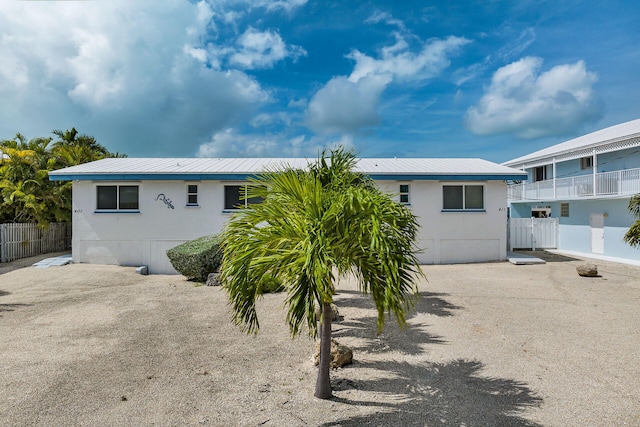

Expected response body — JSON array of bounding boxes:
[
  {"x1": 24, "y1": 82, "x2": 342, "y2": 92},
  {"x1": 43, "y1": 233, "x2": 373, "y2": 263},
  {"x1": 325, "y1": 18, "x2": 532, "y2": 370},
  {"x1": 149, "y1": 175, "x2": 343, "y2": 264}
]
[{"x1": 220, "y1": 147, "x2": 422, "y2": 339}]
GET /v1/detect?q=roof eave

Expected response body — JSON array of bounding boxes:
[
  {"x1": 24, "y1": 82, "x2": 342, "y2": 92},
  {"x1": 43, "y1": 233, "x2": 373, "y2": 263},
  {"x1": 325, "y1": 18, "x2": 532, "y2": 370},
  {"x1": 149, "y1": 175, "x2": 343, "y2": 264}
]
[{"x1": 50, "y1": 172, "x2": 528, "y2": 182}]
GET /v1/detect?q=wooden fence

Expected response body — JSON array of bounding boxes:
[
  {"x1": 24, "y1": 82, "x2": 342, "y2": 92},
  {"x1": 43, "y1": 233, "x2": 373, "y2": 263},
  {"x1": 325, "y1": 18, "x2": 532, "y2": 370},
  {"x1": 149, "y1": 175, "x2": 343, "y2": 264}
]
[{"x1": 0, "y1": 223, "x2": 71, "y2": 263}]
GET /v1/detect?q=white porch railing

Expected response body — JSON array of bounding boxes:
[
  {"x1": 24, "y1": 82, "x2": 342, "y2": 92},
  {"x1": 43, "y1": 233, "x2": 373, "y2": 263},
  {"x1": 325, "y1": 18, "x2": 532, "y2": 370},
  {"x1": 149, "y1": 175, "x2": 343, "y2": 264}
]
[{"x1": 508, "y1": 167, "x2": 640, "y2": 201}]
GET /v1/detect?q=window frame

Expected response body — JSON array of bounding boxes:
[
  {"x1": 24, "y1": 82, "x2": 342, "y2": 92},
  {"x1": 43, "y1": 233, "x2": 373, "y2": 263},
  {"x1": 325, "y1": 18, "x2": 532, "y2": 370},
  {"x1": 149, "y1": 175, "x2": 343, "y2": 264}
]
[
  {"x1": 533, "y1": 166, "x2": 547, "y2": 182},
  {"x1": 95, "y1": 184, "x2": 140, "y2": 212},
  {"x1": 186, "y1": 184, "x2": 199, "y2": 207},
  {"x1": 580, "y1": 156, "x2": 593, "y2": 170},
  {"x1": 223, "y1": 184, "x2": 264, "y2": 211},
  {"x1": 561, "y1": 202, "x2": 570, "y2": 217},
  {"x1": 399, "y1": 183, "x2": 410, "y2": 205},
  {"x1": 441, "y1": 184, "x2": 485, "y2": 212}
]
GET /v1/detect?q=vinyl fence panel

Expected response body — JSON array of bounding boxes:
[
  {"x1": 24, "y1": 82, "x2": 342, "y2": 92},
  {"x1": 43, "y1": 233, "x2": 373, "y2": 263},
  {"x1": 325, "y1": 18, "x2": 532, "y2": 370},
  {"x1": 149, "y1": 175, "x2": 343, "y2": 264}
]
[{"x1": 509, "y1": 218, "x2": 558, "y2": 250}]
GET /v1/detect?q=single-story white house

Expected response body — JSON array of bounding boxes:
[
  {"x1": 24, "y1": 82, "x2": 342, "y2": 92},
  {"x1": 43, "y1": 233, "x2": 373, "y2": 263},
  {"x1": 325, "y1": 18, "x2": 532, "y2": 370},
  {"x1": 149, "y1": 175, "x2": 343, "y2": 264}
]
[{"x1": 49, "y1": 157, "x2": 527, "y2": 274}]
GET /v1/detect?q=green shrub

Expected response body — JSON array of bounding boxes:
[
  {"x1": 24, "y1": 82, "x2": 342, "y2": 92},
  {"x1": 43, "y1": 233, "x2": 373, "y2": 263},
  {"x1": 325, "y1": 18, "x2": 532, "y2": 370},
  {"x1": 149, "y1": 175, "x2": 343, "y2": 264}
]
[{"x1": 167, "y1": 234, "x2": 223, "y2": 282}]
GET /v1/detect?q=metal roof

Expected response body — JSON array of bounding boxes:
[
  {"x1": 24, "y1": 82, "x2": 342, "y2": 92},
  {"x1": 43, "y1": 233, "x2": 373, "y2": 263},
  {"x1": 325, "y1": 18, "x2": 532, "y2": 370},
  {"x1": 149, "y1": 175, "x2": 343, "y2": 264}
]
[
  {"x1": 49, "y1": 157, "x2": 527, "y2": 181},
  {"x1": 503, "y1": 118, "x2": 640, "y2": 168}
]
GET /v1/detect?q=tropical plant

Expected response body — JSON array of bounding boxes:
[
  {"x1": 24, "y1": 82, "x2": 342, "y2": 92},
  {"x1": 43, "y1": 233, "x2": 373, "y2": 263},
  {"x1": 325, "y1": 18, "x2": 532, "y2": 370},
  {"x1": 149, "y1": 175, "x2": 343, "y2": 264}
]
[
  {"x1": 219, "y1": 148, "x2": 422, "y2": 399},
  {"x1": 0, "y1": 128, "x2": 124, "y2": 226},
  {"x1": 167, "y1": 234, "x2": 224, "y2": 282},
  {"x1": 623, "y1": 194, "x2": 640, "y2": 248}
]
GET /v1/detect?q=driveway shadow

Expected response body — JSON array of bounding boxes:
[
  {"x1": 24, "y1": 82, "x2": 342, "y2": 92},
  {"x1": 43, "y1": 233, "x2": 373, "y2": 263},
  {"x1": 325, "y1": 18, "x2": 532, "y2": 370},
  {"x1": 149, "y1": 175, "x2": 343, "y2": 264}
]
[
  {"x1": 324, "y1": 359, "x2": 543, "y2": 427},
  {"x1": 335, "y1": 290, "x2": 462, "y2": 318},
  {"x1": 0, "y1": 290, "x2": 10, "y2": 297},
  {"x1": 516, "y1": 250, "x2": 579, "y2": 262},
  {"x1": 327, "y1": 290, "x2": 541, "y2": 426},
  {"x1": 0, "y1": 303, "x2": 31, "y2": 314},
  {"x1": 332, "y1": 291, "x2": 461, "y2": 355}
]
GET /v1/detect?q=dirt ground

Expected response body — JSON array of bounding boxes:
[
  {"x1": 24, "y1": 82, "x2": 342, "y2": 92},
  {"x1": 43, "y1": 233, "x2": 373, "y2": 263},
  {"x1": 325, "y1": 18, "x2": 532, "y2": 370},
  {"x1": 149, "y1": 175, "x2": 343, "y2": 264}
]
[{"x1": 1, "y1": 252, "x2": 639, "y2": 426}]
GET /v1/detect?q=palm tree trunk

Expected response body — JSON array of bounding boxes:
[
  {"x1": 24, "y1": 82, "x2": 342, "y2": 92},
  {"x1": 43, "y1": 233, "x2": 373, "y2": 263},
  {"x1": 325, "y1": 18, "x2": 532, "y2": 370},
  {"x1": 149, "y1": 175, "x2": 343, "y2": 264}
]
[{"x1": 314, "y1": 302, "x2": 333, "y2": 399}]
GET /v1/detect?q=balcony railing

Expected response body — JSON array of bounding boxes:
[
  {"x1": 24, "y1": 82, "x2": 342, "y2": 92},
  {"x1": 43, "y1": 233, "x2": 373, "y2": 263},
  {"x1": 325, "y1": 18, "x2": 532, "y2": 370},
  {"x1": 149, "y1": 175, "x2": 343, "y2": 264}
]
[{"x1": 508, "y1": 167, "x2": 640, "y2": 201}]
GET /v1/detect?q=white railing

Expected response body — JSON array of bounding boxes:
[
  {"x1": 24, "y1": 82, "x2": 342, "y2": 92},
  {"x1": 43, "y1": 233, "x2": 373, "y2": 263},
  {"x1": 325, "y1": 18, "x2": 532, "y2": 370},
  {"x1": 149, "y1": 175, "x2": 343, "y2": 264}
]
[
  {"x1": 0, "y1": 223, "x2": 71, "y2": 263},
  {"x1": 508, "y1": 167, "x2": 640, "y2": 201}
]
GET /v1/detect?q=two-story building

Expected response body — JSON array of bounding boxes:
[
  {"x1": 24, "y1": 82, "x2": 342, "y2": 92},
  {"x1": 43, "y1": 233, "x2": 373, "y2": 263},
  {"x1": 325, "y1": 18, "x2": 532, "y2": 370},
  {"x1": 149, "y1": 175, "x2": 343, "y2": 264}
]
[
  {"x1": 50, "y1": 157, "x2": 526, "y2": 273},
  {"x1": 504, "y1": 118, "x2": 640, "y2": 264}
]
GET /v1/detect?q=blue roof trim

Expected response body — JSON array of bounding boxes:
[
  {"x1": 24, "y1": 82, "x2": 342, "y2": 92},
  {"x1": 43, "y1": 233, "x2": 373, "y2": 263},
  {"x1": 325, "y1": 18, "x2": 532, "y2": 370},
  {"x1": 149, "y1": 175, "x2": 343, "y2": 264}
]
[
  {"x1": 50, "y1": 172, "x2": 527, "y2": 182},
  {"x1": 368, "y1": 174, "x2": 527, "y2": 181},
  {"x1": 49, "y1": 173, "x2": 256, "y2": 181}
]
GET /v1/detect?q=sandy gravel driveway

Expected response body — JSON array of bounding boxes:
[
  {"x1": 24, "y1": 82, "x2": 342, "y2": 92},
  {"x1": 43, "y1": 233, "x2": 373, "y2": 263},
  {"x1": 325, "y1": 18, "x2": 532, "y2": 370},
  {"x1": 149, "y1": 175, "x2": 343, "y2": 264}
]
[{"x1": 1, "y1": 252, "x2": 639, "y2": 426}]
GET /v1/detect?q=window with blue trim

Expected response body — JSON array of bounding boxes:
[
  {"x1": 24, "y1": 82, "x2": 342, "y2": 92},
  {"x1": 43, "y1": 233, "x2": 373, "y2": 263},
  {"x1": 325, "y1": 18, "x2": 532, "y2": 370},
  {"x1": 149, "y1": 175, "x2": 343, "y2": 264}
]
[
  {"x1": 399, "y1": 184, "x2": 410, "y2": 205},
  {"x1": 96, "y1": 185, "x2": 139, "y2": 211},
  {"x1": 224, "y1": 185, "x2": 263, "y2": 210},
  {"x1": 442, "y1": 185, "x2": 484, "y2": 211},
  {"x1": 187, "y1": 184, "x2": 198, "y2": 206}
]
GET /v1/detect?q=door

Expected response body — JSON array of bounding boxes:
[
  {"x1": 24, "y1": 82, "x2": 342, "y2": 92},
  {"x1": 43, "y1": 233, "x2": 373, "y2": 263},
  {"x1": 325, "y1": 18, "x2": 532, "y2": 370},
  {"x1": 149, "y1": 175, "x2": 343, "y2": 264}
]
[{"x1": 590, "y1": 214, "x2": 604, "y2": 254}]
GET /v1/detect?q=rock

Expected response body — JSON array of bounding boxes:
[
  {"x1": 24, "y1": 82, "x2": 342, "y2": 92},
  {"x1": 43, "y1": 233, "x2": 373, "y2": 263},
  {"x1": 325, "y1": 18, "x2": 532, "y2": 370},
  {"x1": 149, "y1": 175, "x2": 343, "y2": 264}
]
[
  {"x1": 315, "y1": 303, "x2": 340, "y2": 321},
  {"x1": 206, "y1": 272, "x2": 221, "y2": 286},
  {"x1": 577, "y1": 264, "x2": 598, "y2": 277},
  {"x1": 314, "y1": 339, "x2": 353, "y2": 369}
]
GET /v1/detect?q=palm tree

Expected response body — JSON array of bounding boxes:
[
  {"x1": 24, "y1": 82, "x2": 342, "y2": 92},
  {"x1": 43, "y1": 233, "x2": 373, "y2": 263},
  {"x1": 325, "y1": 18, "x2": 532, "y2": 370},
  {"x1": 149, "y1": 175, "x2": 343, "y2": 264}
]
[
  {"x1": 52, "y1": 128, "x2": 110, "y2": 157},
  {"x1": 624, "y1": 194, "x2": 640, "y2": 248},
  {"x1": 219, "y1": 148, "x2": 422, "y2": 399},
  {"x1": 0, "y1": 129, "x2": 124, "y2": 225}
]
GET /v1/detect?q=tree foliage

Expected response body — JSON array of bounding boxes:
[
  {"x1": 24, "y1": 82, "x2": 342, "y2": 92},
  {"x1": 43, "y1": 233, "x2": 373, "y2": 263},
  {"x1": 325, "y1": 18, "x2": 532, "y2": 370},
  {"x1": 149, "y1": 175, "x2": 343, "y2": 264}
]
[
  {"x1": 0, "y1": 128, "x2": 125, "y2": 226},
  {"x1": 219, "y1": 147, "x2": 423, "y2": 398},
  {"x1": 624, "y1": 194, "x2": 640, "y2": 248}
]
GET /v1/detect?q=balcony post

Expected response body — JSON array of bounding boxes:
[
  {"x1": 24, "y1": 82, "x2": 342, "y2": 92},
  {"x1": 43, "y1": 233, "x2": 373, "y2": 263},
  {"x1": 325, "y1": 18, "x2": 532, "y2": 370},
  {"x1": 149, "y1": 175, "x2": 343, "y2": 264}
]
[
  {"x1": 553, "y1": 157, "x2": 557, "y2": 199},
  {"x1": 592, "y1": 148, "x2": 597, "y2": 196},
  {"x1": 618, "y1": 170, "x2": 622, "y2": 195}
]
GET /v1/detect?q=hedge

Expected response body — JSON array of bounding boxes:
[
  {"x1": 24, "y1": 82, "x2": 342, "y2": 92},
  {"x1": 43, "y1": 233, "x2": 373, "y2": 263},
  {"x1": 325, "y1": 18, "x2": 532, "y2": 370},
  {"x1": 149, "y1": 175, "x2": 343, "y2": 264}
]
[{"x1": 166, "y1": 234, "x2": 223, "y2": 282}]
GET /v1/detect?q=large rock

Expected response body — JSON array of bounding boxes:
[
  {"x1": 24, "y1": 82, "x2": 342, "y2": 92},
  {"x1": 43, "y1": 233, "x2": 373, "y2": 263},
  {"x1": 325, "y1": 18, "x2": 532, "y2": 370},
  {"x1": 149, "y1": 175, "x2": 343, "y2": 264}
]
[
  {"x1": 577, "y1": 264, "x2": 598, "y2": 277},
  {"x1": 314, "y1": 339, "x2": 353, "y2": 369},
  {"x1": 206, "y1": 272, "x2": 221, "y2": 286}
]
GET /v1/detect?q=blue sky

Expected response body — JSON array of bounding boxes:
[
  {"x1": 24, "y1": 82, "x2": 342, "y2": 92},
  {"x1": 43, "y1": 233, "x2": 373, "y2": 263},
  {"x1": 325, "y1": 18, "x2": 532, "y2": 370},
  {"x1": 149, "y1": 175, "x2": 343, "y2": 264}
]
[{"x1": 1, "y1": 0, "x2": 639, "y2": 163}]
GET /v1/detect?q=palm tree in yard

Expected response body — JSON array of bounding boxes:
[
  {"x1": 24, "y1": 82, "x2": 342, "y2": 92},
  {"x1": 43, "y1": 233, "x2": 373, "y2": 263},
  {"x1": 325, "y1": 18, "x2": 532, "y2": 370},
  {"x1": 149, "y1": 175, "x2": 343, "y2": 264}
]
[
  {"x1": 219, "y1": 148, "x2": 423, "y2": 399},
  {"x1": 623, "y1": 194, "x2": 640, "y2": 248}
]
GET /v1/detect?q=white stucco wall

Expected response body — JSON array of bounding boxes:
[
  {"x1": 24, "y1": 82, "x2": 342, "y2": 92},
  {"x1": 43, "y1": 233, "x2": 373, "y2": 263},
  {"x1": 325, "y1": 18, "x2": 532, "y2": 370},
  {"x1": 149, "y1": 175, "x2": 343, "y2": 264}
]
[
  {"x1": 71, "y1": 179, "x2": 509, "y2": 273},
  {"x1": 378, "y1": 180, "x2": 508, "y2": 264},
  {"x1": 72, "y1": 180, "x2": 235, "y2": 273}
]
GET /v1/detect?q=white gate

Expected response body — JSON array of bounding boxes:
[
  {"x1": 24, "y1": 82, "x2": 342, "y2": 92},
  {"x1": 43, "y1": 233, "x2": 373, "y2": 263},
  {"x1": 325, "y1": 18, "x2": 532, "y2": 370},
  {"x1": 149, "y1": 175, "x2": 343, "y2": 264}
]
[{"x1": 509, "y1": 217, "x2": 558, "y2": 250}]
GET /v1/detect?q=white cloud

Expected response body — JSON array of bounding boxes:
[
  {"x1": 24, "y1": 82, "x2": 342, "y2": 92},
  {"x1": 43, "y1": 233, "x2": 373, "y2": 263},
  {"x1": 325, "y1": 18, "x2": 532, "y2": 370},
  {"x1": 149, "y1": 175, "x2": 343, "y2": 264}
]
[
  {"x1": 198, "y1": 128, "x2": 278, "y2": 157},
  {"x1": 453, "y1": 28, "x2": 536, "y2": 87},
  {"x1": 349, "y1": 35, "x2": 469, "y2": 83},
  {"x1": 197, "y1": 127, "x2": 314, "y2": 157},
  {"x1": 250, "y1": 112, "x2": 292, "y2": 127},
  {"x1": 0, "y1": 1, "x2": 269, "y2": 155},
  {"x1": 306, "y1": 75, "x2": 391, "y2": 134},
  {"x1": 204, "y1": 0, "x2": 307, "y2": 20},
  {"x1": 364, "y1": 11, "x2": 406, "y2": 31},
  {"x1": 465, "y1": 57, "x2": 602, "y2": 138},
  {"x1": 256, "y1": 0, "x2": 308, "y2": 13},
  {"x1": 229, "y1": 28, "x2": 306, "y2": 69},
  {"x1": 305, "y1": 33, "x2": 468, "y2": 135}
]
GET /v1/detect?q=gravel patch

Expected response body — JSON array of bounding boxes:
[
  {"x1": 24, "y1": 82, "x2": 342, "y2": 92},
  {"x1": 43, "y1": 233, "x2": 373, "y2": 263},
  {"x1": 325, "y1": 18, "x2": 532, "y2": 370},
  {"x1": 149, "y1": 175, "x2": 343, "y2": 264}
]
[{"x1": 1, "y1": 252, "x2": 639, "y2": 426}]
